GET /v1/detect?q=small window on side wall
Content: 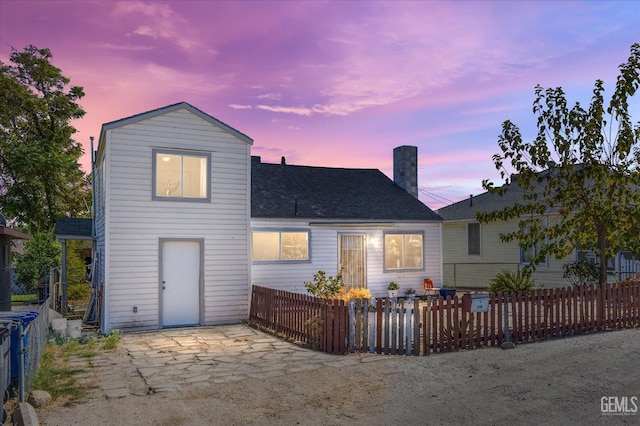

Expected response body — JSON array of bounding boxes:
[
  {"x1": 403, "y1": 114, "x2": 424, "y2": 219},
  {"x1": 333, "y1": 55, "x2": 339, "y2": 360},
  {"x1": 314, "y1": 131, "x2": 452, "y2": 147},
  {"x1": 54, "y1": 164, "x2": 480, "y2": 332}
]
[
  {"x1": 467, "y1": 223, "x2": 481, "y2": 256},
  {"x1": 384, "y1": 233, "x2": 423, "y2": 270},
  {"x1": 153, "y1": 149, "x2": 211, "y2": 202}
]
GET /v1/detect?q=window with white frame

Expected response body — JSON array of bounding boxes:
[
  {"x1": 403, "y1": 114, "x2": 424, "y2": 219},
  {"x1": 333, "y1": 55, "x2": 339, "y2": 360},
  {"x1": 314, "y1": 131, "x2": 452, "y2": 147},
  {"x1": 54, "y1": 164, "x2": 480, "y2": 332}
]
[
  {"x1": 153, "y1": 150, "x2": 210, "y2": 201},
  {"x1": 252, "y1": 231, "x2": 309, "y2": 262},
  {"x1": 467, "y1": 223, "x2": 481, "y2": 256},
  {"x1": 519, "y1": 220, "x2": 545, "y2": 265},
  {"x1": 520, "y1": 243, "x2": 540, "y2": 264},
  {"x1": 384, "y1": 233, "x2": 424, "y2": 270}
]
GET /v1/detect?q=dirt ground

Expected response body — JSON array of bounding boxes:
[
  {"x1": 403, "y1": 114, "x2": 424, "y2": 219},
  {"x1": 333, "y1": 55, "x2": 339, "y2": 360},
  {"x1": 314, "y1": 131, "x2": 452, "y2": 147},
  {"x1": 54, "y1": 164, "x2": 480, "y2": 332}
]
[{"x1": 30, "y1": 327, "x2": 640, "y2": 425}]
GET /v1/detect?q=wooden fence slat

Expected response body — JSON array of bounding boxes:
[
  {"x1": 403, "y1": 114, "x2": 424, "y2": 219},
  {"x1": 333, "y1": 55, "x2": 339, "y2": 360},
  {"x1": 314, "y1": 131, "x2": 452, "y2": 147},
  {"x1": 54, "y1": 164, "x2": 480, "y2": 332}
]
[
  {"x1": 412, "y1": 298, "x2": 420, "y2": 356},
  {"x1": 398, "y1": 300, "x2": 405, "y2": 354},
  {"x1": 448, "y1": 296, "x2": 455, "y2": 352}
]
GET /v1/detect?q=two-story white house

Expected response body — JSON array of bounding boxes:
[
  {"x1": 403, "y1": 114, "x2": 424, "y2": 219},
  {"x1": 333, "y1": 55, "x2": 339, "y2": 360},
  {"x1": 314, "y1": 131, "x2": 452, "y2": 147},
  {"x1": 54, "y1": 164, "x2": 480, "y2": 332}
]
[{"x1": 84, "y1": 102, "x2": 443, "y2": 333}]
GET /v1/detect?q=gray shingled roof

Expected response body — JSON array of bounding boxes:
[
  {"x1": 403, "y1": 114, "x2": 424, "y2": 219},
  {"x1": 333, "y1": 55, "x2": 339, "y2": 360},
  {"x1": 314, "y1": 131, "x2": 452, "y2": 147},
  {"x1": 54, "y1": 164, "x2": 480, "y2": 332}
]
[
  {"x1": 437, "y1": 175, "x2": 550, "y2": 221},
  {"x1": 54, "y1": 218, "x2": 93, "y2": 239},
  {"x1": 437, "y1": 188, "x2": 523, "y2": 221},
  {"x1": 252, "y1": 158, "x2": 442, "y2": 221}
]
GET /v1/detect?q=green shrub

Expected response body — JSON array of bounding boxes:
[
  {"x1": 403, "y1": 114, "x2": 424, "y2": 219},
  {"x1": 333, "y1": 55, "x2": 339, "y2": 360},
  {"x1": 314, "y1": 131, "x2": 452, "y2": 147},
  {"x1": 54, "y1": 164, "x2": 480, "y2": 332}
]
[
  {"x1": 67, "y1": 282, "x2": 91, "y2": 301},
  {"x1": 67, "y1": 240, "x2": 89, "y2": 285},
  {"x1": 304, "y1": 270, "x2": 344, "y2": 298},
  {"x1": 489, "y1": 269, "x2": 535, "y2": 294},
  {"x1": 563, "y1": 259, "x2": 599, "y2": 286}
]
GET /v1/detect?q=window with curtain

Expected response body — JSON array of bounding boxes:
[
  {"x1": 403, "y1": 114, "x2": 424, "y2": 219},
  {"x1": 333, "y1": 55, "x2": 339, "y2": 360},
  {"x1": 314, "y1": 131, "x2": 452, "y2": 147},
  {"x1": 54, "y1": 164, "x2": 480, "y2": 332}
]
[
  {"x1": 153, "y1": 150, "x2": 210, "y2": 202},
  {"x1": 384, "y1": 233, "x2": 423, "y2": 270}
]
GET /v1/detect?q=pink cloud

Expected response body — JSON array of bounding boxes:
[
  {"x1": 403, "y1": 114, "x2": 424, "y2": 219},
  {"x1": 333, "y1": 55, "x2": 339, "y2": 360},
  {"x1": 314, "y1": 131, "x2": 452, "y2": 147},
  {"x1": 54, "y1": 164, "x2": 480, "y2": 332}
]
[{"x1": 1, "y1": 0, "x2": 638, "y2": 210}]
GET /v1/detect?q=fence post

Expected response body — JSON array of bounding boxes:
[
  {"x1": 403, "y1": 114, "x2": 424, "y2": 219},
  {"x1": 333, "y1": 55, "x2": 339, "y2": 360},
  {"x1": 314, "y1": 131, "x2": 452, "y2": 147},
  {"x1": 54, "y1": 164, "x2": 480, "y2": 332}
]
[
  {"x1": 349, "y1": 299, "x2": 355, "y2": 353},
  {"x1": 369, "y1": 298, "x2": 376, "y2": 354},
  {"x1": 413, "y1": 298, "x2": 420, "y2": 356},
  {"x1": 501, "y1": 295, "x2": 515, "y2": 350},
  {"x1": 405, "y1": 298, "x2": 412, "y2": 356},
  {"x1": 424, "y1": 298, "x2": 431, "y2": 356}
]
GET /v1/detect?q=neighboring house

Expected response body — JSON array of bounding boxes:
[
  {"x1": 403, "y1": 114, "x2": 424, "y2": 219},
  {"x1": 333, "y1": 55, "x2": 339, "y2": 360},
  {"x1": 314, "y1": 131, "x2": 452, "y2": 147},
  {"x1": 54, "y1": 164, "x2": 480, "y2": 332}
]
[
  {"x1": 88, "y1": 102, "x2": 442, "y2": 333},
  {"x1": 437, "y1": 181, "x2": 640, "y2": 289}
]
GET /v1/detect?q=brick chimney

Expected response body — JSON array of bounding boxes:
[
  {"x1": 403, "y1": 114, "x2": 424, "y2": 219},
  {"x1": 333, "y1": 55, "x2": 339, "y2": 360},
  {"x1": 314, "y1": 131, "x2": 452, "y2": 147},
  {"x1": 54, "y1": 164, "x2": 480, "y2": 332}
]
[{"x1": 393, "y1": 145, "x2": 418, "y2": 198}]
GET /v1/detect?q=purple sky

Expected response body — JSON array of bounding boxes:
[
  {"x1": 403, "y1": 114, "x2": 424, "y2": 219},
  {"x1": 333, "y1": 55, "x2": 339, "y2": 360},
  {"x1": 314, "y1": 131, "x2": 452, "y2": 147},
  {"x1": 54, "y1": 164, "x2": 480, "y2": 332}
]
[{"x1": 1, "y1": 1, "x2": 639, "y2": 209}]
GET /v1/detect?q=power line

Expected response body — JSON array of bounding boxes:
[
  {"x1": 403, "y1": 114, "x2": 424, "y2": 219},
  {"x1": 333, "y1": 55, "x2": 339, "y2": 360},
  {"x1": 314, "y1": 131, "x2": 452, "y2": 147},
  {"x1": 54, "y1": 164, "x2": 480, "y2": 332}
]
[{"x1": 418, "y1": 188, "x2": 454, "y2": 205}]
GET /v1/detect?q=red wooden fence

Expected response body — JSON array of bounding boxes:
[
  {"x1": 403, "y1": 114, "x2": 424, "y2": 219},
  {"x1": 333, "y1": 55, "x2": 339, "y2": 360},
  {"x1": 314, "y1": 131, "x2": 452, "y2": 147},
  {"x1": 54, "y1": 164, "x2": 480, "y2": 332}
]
[
  {"x1": 249, "y1": 285, "x2": 348, "y2": 354},
  {"x1": 250, "y1": 281, "x2": 640, "y2": 356},
  {"x1": 428, "y1": 281, "x2": 640, "y2": 353}
]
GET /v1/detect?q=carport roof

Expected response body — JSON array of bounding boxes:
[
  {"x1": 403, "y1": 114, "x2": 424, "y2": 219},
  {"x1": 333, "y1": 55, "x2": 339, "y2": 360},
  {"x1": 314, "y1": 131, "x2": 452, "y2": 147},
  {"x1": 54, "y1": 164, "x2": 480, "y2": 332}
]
[{"x1": 54, "y1": 218, "x2": 93, "y2": 240}]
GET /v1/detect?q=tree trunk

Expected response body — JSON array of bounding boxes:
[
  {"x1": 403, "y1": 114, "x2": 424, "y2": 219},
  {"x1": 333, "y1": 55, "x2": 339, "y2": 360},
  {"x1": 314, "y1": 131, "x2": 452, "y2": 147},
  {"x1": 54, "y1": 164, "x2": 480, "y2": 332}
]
[{"x1": 597, "y1": 224, "x2": 608, "y2": 285}]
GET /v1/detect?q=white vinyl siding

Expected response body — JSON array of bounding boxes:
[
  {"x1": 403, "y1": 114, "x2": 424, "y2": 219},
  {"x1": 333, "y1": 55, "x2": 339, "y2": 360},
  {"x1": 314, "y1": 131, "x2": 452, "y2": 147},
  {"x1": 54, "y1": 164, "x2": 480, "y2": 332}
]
[
  {"x1": 98, "y1": 108, "x2": 251, "y2": 332},
  {"x1": 251, "y1": 219, "x2": 442, "y2": 299}
]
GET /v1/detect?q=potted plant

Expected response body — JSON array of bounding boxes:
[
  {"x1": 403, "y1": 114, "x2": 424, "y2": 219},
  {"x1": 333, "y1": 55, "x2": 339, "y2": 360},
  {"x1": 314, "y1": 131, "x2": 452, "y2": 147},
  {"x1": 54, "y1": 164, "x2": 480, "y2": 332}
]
[
  {"x1": 405, "y1": 288, "x2": 416, "y2": 300},
  {"x1": 387, "y1": 281, "x2": 399, "y2": 298}
]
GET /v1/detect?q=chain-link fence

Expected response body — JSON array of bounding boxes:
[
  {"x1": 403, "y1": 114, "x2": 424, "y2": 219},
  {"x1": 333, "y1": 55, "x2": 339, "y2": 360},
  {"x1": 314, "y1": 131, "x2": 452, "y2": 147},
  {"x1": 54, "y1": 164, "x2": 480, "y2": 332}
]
[
  {"x1": 0, "y1": 302, "x2": 48, "y2": 399},
  {"x1": 0, "y1": 265, "x2": 50, "y2": 402}
]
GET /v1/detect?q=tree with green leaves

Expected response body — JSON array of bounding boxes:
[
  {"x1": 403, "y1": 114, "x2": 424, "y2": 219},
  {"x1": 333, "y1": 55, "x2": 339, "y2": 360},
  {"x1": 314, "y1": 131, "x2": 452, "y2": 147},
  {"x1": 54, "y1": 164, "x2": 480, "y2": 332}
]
[
  {"x1": 13, "y1": 229, "x2": 60, "y2": 293},
  {"x1": 478, "y1": 43, "x2": 640, "y2": 284},
  {"x1": 0, "y1": 45, "x2": 90, "y2": 232}
]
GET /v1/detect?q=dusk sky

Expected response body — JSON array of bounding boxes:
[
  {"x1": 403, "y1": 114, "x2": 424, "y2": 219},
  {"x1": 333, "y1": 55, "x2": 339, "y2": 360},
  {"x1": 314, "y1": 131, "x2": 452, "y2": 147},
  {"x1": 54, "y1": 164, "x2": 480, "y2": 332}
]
[{"x1": 1, "y1": 1, "x2": 639, "y2": 209}]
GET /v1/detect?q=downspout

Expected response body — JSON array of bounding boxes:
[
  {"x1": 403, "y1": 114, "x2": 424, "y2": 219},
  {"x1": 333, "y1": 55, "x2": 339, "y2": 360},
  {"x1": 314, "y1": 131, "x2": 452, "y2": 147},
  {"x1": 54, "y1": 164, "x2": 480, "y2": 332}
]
[
  {"x1": 90, "y1": 137, "x2": 96, "y2": 241},
  {"x1": 61, "y1": 241, "x2": 67, "y2": 313},
  {"x1": 90, "y1": 137, "x2": 99, "y2": 327}
]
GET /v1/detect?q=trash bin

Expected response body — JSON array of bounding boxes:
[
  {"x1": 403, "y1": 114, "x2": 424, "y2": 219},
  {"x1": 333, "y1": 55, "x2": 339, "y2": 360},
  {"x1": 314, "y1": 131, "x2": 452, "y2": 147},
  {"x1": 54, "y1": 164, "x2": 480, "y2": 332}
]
[
  {"x1": 439, "y1": 288, "x2": 456, "y2": 299},
  {"x1": 0, "y1": 312, "x2": 39, "y2": 379},
  {"x1": 0, "y1": 326, "x2": 10, "y2": 399}
]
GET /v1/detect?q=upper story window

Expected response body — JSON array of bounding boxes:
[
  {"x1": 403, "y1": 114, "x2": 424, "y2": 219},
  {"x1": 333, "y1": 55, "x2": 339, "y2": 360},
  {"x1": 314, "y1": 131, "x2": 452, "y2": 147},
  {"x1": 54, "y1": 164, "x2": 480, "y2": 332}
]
[
  {"x1": 467, "y1": 223, "x2": 481, "y2": 256},
  {"x1": 384, "y1": 232, "x2": 424, "y2": 271},
  {"x1": 252, "y1": 231, "x2": 310, "y2": 262},
  {"x1": 152, "y1": 149, "x2": 211, "y2": 202}
]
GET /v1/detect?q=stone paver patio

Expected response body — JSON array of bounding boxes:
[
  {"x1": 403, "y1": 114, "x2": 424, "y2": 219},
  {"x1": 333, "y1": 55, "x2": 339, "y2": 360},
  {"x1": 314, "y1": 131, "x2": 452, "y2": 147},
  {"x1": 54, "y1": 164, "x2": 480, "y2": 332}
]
[{"x1": 120, "y1": 324, "x2": 383, "y2": 393}]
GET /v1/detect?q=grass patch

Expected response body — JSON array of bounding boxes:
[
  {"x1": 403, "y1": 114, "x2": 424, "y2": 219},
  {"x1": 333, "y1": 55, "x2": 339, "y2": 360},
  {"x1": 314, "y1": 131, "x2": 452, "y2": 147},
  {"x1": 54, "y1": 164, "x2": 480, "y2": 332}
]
[
  {"x1": 11, "y1": 294, "x2": 38, "y2": 304},
  {"x1": 31, "y1": 332, "x2": 122, "y2": 405},
  {"x1": 30, "y1": 346, "x2": 88, "y2": 405},
  {"x1": 102, "y1": 330, "x2": 121, "y2": 350}
]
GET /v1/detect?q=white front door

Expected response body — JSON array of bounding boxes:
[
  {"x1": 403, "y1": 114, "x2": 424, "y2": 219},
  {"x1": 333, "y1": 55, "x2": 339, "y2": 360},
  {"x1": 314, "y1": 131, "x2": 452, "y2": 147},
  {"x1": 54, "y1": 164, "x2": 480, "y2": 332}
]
[{"x1": 160, "y1": 240, "x2": 201, "y2": 327}]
